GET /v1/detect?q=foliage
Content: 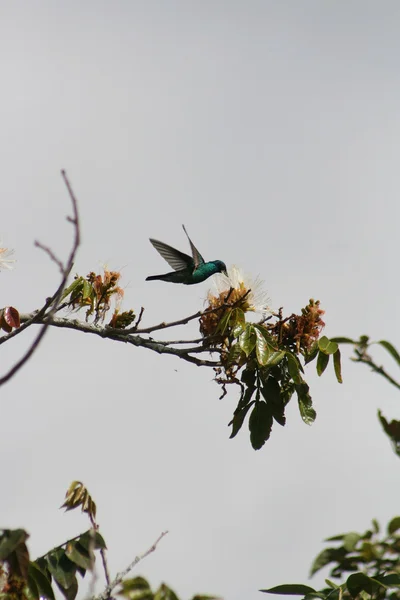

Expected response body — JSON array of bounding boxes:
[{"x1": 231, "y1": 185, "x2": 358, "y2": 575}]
[
  {"x1": 0, "y1": 482, "x2": 201, "y2": 600},
  {"x1": 261, "y1": 517, "x2": 400, "y2": 600},
  {"x1": 47, "y1": 258, "x2": 344, "y2": 449},
  {"x1": 118, "y1": 576, "x2": 220, "y2": 600},
  {"x1": 200, "y1": 294, "x2": 341, "y2": 449},
  {"x1": 0, "y1": 526, "x2": 105, "y2": 600},
  {"x1": 0, "y1": 482, "x2": 107, "y2": 600},
  {"x1": 61, "y1": 270, "x2": 135, "y2": 327}
]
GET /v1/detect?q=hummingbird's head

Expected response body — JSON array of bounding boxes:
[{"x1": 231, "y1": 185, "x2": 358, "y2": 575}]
[{"x1": 214, "y1": 260, "x2": 228, "y2": 278}]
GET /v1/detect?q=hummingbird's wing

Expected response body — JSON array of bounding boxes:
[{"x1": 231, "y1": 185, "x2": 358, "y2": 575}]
[
  {"x1": 149, "y1": 239, "x2": 193, "y2": 271},
  {"x1": 182, "y1": 225, "x2": 205, "y2": 269}
]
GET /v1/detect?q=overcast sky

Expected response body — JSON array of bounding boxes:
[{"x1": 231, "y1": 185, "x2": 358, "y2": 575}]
[{"x1": 2, "y1": 3, "x2": 400, "y2": 600}]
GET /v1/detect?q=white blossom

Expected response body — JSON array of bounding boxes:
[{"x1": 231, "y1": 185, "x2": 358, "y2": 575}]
[
  {"x1": 0, "y1": 245, "x2": 15, "y2": 271},
  {"x1": 208, "y1": 265, "x2": 273, "y2": 317}
]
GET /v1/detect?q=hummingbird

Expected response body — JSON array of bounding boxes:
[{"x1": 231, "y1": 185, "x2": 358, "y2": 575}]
[{"x1": 146, "y1": 225, "x2": 228, "y2": 284}]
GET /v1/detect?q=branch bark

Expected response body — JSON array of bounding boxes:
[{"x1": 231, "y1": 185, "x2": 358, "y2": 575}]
[{"x1": 0, "y1": 170, "x2": 81, "y2": 387}]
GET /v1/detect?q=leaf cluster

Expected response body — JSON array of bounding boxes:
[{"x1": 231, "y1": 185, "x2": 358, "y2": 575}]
[
  {"x1": 61, "y1": 480, "x2": 97, "y2": 521},
  {"x1": 207, "y1": 298, "x2": 341, "y2": 449},
  {"x1": 0, "y1": 527, "x2": 106, "y2": 600},
  {"x1": 61, "y1": 270, "x2": 135, "y2": 327},
  {"x1": 118, "y1": 576, "x2": 220, "y2": 600},
  {"x1": 262, "y1": 518, "x2": 400, "y2": 600}
]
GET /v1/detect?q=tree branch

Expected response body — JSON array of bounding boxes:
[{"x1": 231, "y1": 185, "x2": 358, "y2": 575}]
[
  {"x1": 130, "y1": 289, "x2": 250, "y2": 335},
  {"x1": 17, "y1": 313, "x2": 222, "y2": 367},
  {"x1": 0, "y1": 170, "x2": 81, "y2": 387},
  {"x1": 95, "y1": 530, "x2": 168, "y2": 600},
  {"x1": 353, "y1": 352, "x2": 400, "y2": 390}
]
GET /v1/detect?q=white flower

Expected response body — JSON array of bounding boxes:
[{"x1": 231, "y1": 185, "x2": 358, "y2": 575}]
[
  {"x1": 0, "y1": 245, "x2": 15, "y2": 271},
  {"x1": 207, "y1": 264, "x2": 273, "y2": 317}
]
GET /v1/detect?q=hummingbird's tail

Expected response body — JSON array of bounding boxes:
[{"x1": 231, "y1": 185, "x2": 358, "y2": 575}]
[{"x1": 146, "y1": 274, "x2": 170, "y2": 282}]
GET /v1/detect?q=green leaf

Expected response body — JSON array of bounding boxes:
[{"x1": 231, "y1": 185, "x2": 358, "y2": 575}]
[
  {"x1": 225, "y1": 343, "x2": 243, "y2": 367},
  {"x1": 310, "y1": 549, "x2": 335, "y2": 577},
  {"x1": 298, "y1": 400, "x2": 316, "y2": 425},
  {"x1": 6, "y1": 542, "x2": 30, "y2": 579},
  {"x1": 78, "y1": 530, "x2": 106, "y2": 551},
  {"x1": 261, "y1": 377, "x2": 286, "y2": 426},
  {"x1": 260, "y1": 584, "x2": 317, "y2": 595},
  {"x1": 316, "y1": 351, "x2": 329, "y2": 376},
  {"x1": 154, "y1": 583, "x2": 180, "y2": 600},
  {"x1": 286, "y1": 353, "x2": 302, "y2": 384},
  {"x1": 378, "y1": 410, "x2": 400, "y2": 457},
  {"x1": 229, "y1": 401, "x2": 255, "y2": 439},
  {"x1": 0, "y1": 529, "x2": 29, "y2": 560},
  {"x1": 330, "y1": 337, "x2": 355, "y2": 344},
  {"x1": 241, "y1": 366, "x2": 256, "y2": 387},
  {"x1": 378, "y1": 574, "x2": 400, "y2": 586},
  {"x1": 239, "y1": 326, "x2": 256, "y2": 356},
  {"x1": 61, "y1": 278, "x2": 83, "y2": 301},
  {"x1": 232, "y1": 323, "x2": 244, "y2": 338},
  {"x1": 346, "y1": 573, "x2": 383, "y2": 598},
  {"x1": 26, "y1": 573, "x2": 39, "y2": 600},
  {"x1": 29, "y1": 563, "x2": 56, "y2": 600},
  {"x1": 378, "y1": 340, "x2": 400, "y2": 367},
  {"x1": 216, "y1": 309, "x2": 232, "y2": 335},
  {"x1": 296, "y1": 383, "x2": 316, "y2": 425},
  {"x1": 318, "y1": 336, "x2": 338, "y2": 355},
  {"x1": 324, "y1": 580, "x2": 339, "y2": 589},
  {"x1": 333, "y1": 349, "x2": 342, "y2": 383},
  {"x1": 65, "y1": 541, "x2": 93, "y2": 571},
  {"x1": 388, "y1": 516, "x2": 400, "y2": 535},
  {"x1": 82, "y1": 279, "x2": 93, "y2": 301},
  {"x1": 119, "y1": 576, "x2": 151, "y2": 591},
  {"x1": 266, "y1": 351, "x2": 286, "y2": 367},
  {"x1": 371, "y1": 519, "x2": 379, "y2": 533},
  {"x1": 94, "y1": 531, "x2": 107, "y2": 549},
  {"x1": 255, "y1": 327, "x2": 270, "y2": 366},
  {"x1": 343, "y1": 532, "x2": 361, "y2": 552},
  {"x1": 56, "y1": 576, "x2": 78, "y2": 600},
  {"x1": 324, "y1": 535, "x2": 345, "y2": 542},
  {"x1": 230, "y1": 307, "x2": 245, "y2": 335},
  {"x1": 249, "y1": 401, "x2": 273, "y2": 450},
  {"x1": 118, "y1": 577, "x2": 153, "y2": 599},
  {"x1": 304, "y1": 342, "x2": 319, "y2": 365},
  {"x1": 360, "y1": 541, "x2": 377, "y2": 561},
  {"x1": 46, "y1": 551, "x2": 76, "y2": 590}
]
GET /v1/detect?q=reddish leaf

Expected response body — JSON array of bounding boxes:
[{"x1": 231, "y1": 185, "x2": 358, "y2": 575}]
[
  {"x1": 4, "y1": 306, "x2": 20, "y2": 329},
  {"x1": 0, "y1": 312, "x2": 12, "y2": 332}
]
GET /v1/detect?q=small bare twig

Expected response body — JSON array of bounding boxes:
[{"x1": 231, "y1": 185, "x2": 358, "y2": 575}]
[
  {"x1": 95, "y1": 530, "x2": 168, "y2": 600},
  {"x1": 0, "y1": 170, "x2": 80, "y2": 387},
  {"x1": 34, "y1": 241, "x2": 65, "y2": 274},
  {"x1": 130, "y1": 289, "x2": 250, "y2": 335},
  {"x1": 88, "y1": 514, "x2": 110, "y2": 587},
  {"x1": 133, "y1": 306, "x2": 145, "y2": 330},
  {"x1": 353, "y1": 351, "x2": 400, "y2": 390}
]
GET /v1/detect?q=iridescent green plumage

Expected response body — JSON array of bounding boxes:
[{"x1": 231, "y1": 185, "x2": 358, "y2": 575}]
[{"x1": 146, "y1": 225, "x2": 227, "y2": 285}]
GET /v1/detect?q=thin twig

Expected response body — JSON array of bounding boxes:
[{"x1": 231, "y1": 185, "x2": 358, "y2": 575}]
[
  {"x1": 34, "y1": 241, "x2": 65, "y2": 273},
  {"x1": 133, "y1": 306, "x2": 145, "y2": 330},
  {"x1": 0, "y1": 170, "x2": 80, "y2": 387},
  {"x1": 129, "y1": 290, "x2": 251, "y2": 335},
  {"x1": 353, "y1": 353, "x2": 400, "y2": 390},
  {"x1": 95, "y1": 531, "x2": 168, "y2": 600},
  {"x1": 88, "y1": 515, "x2": 110, "y2": 586}
]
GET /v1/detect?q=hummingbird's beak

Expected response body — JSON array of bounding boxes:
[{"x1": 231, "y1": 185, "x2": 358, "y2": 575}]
[{"x1": 223, "y1": 269, "x2": 228, "y2": 278}]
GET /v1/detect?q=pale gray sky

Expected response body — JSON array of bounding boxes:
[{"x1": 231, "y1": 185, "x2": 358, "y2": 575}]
[{"x1": 2, "y1": 3, "x2": 400, "y2": 600}]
